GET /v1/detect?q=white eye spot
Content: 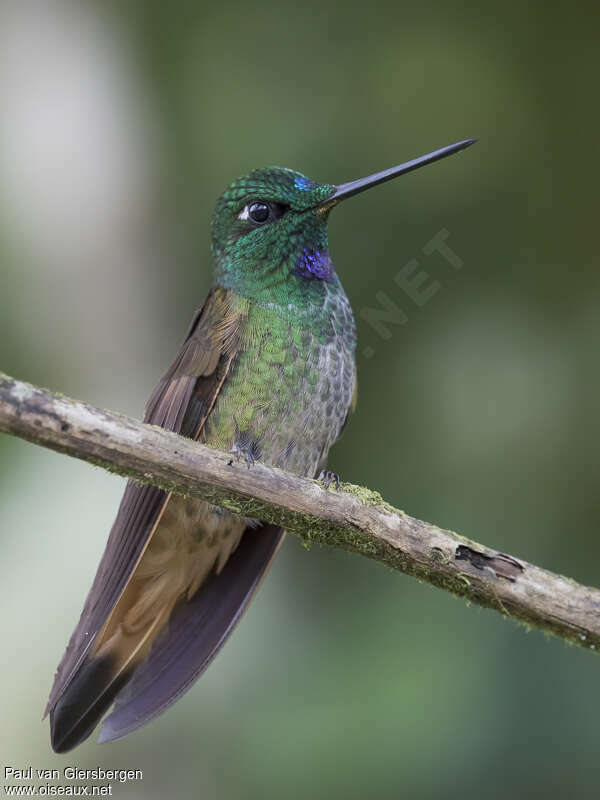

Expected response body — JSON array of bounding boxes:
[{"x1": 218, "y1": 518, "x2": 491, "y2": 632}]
[{"x1": 238, "y1": 205, "x2": 250, "y2": 221}]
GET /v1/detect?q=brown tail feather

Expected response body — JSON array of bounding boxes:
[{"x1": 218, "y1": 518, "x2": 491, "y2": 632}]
[
  {"x1": 49, "y1": 602, "x2": 174, "y2": 753},
  {"x1": 50, "y1": 498, "x2": 248, "y2": 751}
]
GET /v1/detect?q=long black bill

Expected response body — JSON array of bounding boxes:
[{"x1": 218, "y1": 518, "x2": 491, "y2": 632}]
[{"x1": 327, "y1": 138, "x2": 476, "y2": 204}]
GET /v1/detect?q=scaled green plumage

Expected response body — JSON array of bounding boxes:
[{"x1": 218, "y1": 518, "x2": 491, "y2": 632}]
[{"x1": 47, "y1": 140, "x2": 475, "y2": 751}]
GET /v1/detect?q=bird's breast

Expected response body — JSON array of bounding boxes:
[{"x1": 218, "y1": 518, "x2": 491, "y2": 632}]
[{"x1": 203, "y1": 287, "x2": 357, "y2": 477}]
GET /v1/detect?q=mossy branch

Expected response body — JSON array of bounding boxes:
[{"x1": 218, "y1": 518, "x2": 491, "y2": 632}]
[{"x1": 1, "y1": 371, "x2": 599, "y2": 652}]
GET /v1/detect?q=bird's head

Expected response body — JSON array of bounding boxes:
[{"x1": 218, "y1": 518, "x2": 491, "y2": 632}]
[
  {"x1": 211, "y1": 166, "x2": 336, "y2": 299},
  {"x1": 211, "y1": 140, "x2": 475, "y2": 303}
]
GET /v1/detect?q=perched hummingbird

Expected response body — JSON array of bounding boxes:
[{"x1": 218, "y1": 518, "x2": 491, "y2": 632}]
[{"x1": 46, "y1": 139, "x2": 474, "y2": 752}]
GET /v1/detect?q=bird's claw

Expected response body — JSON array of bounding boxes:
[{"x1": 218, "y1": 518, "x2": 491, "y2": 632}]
[
  {"x1": 318, "y1": 469, "x2": 340, "y2": 491},
  {"x1": 230, "y1": 444, "x2": 257, "y2": 469}
]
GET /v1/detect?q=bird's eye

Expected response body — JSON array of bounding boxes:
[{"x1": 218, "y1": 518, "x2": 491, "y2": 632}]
[
  {"x1": 249, "y1": 202, "x2": 270, "y2": 223},
  {"x1": 238, "y1": 201, "x2": 287, "y2": 226}
]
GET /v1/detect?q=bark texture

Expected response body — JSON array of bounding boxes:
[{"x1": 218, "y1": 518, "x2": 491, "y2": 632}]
[{"x1": 1, "y1": 372, "x2": 599, "y2": 652}]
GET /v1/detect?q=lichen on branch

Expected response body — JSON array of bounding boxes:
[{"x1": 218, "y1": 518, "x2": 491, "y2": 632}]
[{"x1": 1, "y1": 371, "x2": 599, "y2": 653}]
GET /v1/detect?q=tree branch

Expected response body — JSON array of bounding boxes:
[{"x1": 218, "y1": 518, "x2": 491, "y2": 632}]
[{"x1": 1, "y1": 371, "x2": 598, "y2": 652}]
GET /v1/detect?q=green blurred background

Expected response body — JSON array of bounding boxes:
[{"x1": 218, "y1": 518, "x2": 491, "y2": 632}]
[{"x1": 1, "y1": 0, "x2": 599, "y2": 797}]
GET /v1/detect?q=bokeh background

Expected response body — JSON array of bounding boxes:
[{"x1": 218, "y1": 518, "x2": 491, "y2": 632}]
[{"x1": 1, "y1": 1, "x2": 599, "y2": 797}]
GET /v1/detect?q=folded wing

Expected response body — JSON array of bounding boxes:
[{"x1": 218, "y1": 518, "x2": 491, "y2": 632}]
[{"x1": 46, "y1": 289, "x2": 273, "y2": 752}]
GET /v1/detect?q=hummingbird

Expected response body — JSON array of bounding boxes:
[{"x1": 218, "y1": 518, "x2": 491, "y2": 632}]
[{"x1": 46, "y1": 139, "x2": 475, "y2": 752}]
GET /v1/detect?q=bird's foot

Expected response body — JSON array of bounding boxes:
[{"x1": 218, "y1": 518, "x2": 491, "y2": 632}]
[
  {"x1": 318, "y1": 469, "x2": 340, "y2": 491},
  {"x1": 230, "y1": 442, "x2": 259, "y2": 469}
]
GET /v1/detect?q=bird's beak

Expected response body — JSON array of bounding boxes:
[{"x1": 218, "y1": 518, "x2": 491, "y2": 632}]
[{"x1": 319, "y1": 139, "x2": 476, "y2": 209}]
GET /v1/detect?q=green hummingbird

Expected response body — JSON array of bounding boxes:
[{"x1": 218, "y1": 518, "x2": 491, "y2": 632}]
[{"x1": 46, "y1": 139, "x2": 475, "y2": 752}]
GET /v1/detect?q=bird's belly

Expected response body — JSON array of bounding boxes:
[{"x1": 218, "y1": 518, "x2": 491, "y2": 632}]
[
  {"x1": 203, "y1": 333, "x2": 356, "y2": 476},
  {"x1": 128, "y1": 318, "x2": 355, "y2": 624},
  {"x1": 122, "y1": 496, "x2": 253, "y2": 633}
]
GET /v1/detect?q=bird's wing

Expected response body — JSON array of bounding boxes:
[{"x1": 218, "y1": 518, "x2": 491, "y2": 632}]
[
  {"x1": 98, "y1": 524, "x2": 284, "y2": 743},
  {"x1": 45, "y1": 287, "x2": 246, "y2": 716}
]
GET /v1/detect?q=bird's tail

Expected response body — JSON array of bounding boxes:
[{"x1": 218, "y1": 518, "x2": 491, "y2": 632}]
[
  {"x1": 49, "y1": 591, "x2": 175, "y2": 753},
  {"x1": 48, "y1": 515, "x2": 283, "y2": 751}
]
